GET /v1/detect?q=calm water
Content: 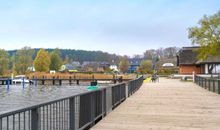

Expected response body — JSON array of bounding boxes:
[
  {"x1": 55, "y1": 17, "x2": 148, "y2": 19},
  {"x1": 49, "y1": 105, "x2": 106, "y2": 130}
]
[{"x1": 0, "y1": 83, "x2": 109, "y2": 115}]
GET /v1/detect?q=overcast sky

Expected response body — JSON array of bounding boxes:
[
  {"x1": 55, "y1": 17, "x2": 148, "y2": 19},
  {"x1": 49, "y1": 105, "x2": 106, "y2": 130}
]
[{"x1": 0, "y1": 0, "x2": 219, "y2": 56}]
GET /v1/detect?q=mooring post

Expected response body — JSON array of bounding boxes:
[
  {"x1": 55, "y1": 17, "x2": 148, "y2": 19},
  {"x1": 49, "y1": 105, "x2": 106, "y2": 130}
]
[
  {"x1": 22, "y1": 77, "x2": 25, "y2": 88},
  {"x1": 52, "y1": 76, "x2": 55, "y2": 85},
  {"x1": 59, "y1": 79, "x2": 62, "y2": 86},
  {"x1": 7, "y1": 78, "x2": 10, "y2": 89},
  {"x1": 76, "y1": 79, "x2": 79, "y2": 85},
  {"x1": 42, "y1": 76, "x2": 45, "y2": 85},
  {"x1": 35, "y1": 77, "x2": 38, "y2": 86},
  {"x1": 69, "y1": 76, "x2": 72, "y2": 85}
]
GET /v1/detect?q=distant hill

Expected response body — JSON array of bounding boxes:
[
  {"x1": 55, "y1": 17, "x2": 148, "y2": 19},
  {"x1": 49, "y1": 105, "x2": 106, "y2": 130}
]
[{"x1": 7, "y1": 48, "x2": 121, "y2": 64}]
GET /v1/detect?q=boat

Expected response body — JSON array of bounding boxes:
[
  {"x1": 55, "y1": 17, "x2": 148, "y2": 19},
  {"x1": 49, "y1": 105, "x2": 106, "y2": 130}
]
[{"x1": 12, "y1": 75, "x2": 30, "y2": 84}]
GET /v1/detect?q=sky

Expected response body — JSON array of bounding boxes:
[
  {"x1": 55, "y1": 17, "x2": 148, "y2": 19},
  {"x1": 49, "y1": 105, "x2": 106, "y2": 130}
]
[{"x1": 0, "y1": 0, "x2": 219, "y2": 56}]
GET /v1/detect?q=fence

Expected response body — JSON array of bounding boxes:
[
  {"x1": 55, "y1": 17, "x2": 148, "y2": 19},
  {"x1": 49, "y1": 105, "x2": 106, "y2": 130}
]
[
  {"x1": 195, "y1": 75, "x2": 220, "y2": 94},
  {"x1": 128, "y1": 76, "x2": 143, "y2": 97},
  {"x1": 0, "y1": 76, "x2": 143, "y2": 130}
]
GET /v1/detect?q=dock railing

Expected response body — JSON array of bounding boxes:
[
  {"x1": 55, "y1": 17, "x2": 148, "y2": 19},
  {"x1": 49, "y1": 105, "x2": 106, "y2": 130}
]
[
  {"x1": 195, "y1": 75, "x2": 220, "y2": 94},
  {"x1": 0, "y1": 76, "x2": 143, "y2": 130}
]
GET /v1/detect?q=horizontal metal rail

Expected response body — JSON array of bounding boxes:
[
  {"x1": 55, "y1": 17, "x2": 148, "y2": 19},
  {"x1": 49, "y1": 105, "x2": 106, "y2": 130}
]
[
  {"x1": 0, "y1": 76, "x2": 143, "y2": 130},
  {"x1": 195, "y1": 75, "x2": 220, "y2": 94}
]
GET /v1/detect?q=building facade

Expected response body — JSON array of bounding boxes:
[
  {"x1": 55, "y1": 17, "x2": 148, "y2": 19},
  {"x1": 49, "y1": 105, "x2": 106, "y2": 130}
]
[{"x1": 177, "y1": 47, "x2": 220, "y2": 74}]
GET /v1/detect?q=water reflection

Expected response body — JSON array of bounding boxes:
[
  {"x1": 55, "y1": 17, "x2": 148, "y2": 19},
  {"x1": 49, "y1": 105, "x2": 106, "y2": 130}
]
[{"x1": 0, "y1": 83, "x2": 108, "y2": 114}]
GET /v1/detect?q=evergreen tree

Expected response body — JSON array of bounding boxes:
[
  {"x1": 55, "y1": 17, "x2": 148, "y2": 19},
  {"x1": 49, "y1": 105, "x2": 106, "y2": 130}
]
[
  {"x1": 34, "y1": 49, "x2": 51, "y2": 72},
  {"x1": 0, "y1": 49, "x2": 9, "y2": 76},
  {"x1": 50, "y1": 49, "x2": 62, "y2": 71}
]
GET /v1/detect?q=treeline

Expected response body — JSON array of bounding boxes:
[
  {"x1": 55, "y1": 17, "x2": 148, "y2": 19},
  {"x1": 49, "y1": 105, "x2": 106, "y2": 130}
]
[
  {"x1": 8, "y1": 48, "x2": 121, "y2": 64},
  {"x1": 0, "y1": 47, "x2": 121, "y2": 76}
]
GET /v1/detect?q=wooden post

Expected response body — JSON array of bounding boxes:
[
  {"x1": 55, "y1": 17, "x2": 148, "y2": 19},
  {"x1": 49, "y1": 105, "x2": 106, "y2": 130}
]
[
  {"x1": 52, "y1": 77, "x2": 55, "y2": 85},
  {"x1": 59, "y1": 79, "x2": 62, "y2": 86},
  {"x1": 76, "y1": 80, "x2": 79, "y2": 85},
  {"x1": 42, "y1": 76, "x2": 45, "y2": 85},
  {"x1": 69, "y1": 76, "x2": 72, "y2": 85}
]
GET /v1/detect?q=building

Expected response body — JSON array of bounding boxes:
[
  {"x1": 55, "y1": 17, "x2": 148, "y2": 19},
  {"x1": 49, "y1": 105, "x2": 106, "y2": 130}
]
[
  {"x1": 128, "y1": 59, "x2": 141, "y2": 73},
  {"x1": 177, "y1": 47, "x2": 220, "y2": 74},
  {"x1": 81, "y1": 61, "x2": 110, "y2": 72},
  {"x1": 60, "y1": 64, "x2": 78, "y2": 72},
  {"x1": 110, "y1": 65, "x2": 119, "y2": 72}
]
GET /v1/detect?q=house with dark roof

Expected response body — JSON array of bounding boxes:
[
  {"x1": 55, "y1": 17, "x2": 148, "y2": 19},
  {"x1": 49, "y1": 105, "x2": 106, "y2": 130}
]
[
  {"x1": 81, "y1": 61, "x2": 110, "y2": 72},
  {"x1": 128, "y1": 59, "x2": 142, "y2": 73},
  {"x1": 60, "y1": 64, "x2": 78, "y2": 72},
  {"x1": 177, "y1": 47, "x2": 220, "y2": 74}
]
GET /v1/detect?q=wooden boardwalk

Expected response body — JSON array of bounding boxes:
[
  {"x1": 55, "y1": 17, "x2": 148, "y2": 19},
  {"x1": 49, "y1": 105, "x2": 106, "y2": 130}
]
[{"x1": 91, "y1": 78, "x2": 220, "y2": 130}]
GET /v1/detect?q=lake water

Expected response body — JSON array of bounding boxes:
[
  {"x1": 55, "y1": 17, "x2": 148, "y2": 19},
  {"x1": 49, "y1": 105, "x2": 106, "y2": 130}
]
[{"x1": 0, "y1": 83, "x2": 110, "y2": 115}]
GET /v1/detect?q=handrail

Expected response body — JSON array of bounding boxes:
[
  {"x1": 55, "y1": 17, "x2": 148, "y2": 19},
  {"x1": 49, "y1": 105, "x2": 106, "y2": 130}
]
[
  {"x1": 0, "y1": 76, "x2": 143, "y2": 130},
  {"x1": 194, "y1": 75, "x2": 220, "y2": 94}
]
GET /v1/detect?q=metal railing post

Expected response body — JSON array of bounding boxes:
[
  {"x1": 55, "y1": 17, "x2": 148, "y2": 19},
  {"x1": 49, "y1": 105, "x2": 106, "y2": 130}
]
[
  {"x1": 69, "y1": 97, "x2": 75, "y2": 130},
  {"x1": 208, "y1": 79, "x2": 211, "y2": 91},
  {"x1": 212, "y1": 79, "x2": 214, "y2": 92},
  {"x1": 31, "y1": 108, "x2": 39, "y2": 130},
  {"x1": 218, "y1": 80, "x2": 220, "y2": 94},
  {"x1": 91, "y1": 92, "x2": 95, "y2": 126}
]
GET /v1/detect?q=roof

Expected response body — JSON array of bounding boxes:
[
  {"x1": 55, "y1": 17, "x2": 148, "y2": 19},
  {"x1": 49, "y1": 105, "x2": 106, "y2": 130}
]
[
  {"x1": 196, "y1": 56, "x2": 220, "y2": 64},
  {"x1": 65, "y1": 64, "x2": 75, "y2": 70},
  {"x1": 129, "y1": 59, "x2": 141, "y2": 66},
  {"x1": 177, "y1": 46, "x2": 220, "y2": 65}
]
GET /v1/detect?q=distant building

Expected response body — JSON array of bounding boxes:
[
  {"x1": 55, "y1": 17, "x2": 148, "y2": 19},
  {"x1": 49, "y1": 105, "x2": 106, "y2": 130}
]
[
  {"x1": 177, "y1": 46, "x2": 220, "y2": 74},
  {"x1": 60, "y1": 64, "x2": 78, "y2": 72},
  {"x1": 110, "y1": 65, "x2": 119, "y2": 72},
  {"x1": 81, "y1": 61, "x2": 110, "y2": 72},
  {"x1": 128, "y1": 59, "x2": 141, "y2": 73},
  {"x1": 72, "y1": 61, "x2": 81, "y2": 67},
  {"x1": 27, "y1": 66, "x2": 35, "y2": 72}
]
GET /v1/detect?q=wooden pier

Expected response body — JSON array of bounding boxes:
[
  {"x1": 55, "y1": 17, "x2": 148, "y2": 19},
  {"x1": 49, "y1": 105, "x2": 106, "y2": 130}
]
[
  {"x1": 0, "y1": 78, "x2": 12, "y2": 85},
  {"x1": 0, "y1": 76, "x2": 129, "y2": 86},
  {"x1": 91, "y1": 78, "x2": 220, "y2": 130}
]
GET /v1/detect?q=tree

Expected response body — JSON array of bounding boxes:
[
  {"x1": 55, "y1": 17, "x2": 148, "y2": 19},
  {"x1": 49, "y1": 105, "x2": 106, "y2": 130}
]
[
  {"x1": 188, "y1": 11, "x2": 220, "y2": 59},
  {"x1": 0, "y1": 49, "x2": 9, "y2": 76},
  {"x1": 34, "y1": 49, "x2": 51, "y2": 72},
  {"x1": 119, "y1": 56, "x2": 130, "y2": 73},
  {"x1": 144, "y1": 49, "x2": 156, "y2": 60},
  {"x1": 163, "y1": 47, "x2": 179, "y2": 59},
  {"x1": 50, "y1": 49, "x2": 62, "y2": 71},
  {"x1": 14, "y1": 47, "x2": 34, "y2": 74},
  {"x1": 139, "y1": 60, "x2": 152, "y2": 74}
]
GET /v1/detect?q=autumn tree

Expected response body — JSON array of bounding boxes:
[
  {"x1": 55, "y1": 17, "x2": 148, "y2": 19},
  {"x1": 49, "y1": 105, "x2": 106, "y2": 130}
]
[
  {"x1": 188, "y1": 11, "x2": 220, "y2": 59},
  {"x1": 139, "y1": 60, "x2": 152, "y2": 74},
  {"x1": 119, "y1": 56, "x2": 130, "y2": 73},
  {"x1": 34, "y1": 49, "x2": 51, "y2": 72},
  {"x1": 14, "y1": 47, "x2": 34, "y2": 74},
  {"x1": 0, "y1": 49, "x2": 9, "y2": 76},
  {"x1": 50, "y1": 49, "x2": 62, "y2": 71}
]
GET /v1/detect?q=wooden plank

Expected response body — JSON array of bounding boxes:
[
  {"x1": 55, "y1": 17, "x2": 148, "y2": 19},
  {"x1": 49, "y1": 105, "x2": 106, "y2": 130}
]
[{"x1": 91, "y1": 78, "x2": 220, "y2": 130}]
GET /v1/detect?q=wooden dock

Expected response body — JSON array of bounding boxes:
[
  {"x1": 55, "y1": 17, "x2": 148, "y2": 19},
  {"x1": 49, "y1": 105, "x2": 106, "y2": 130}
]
[{"x1": 91, "y1": 78, "x2": 220, "y2": 130}]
